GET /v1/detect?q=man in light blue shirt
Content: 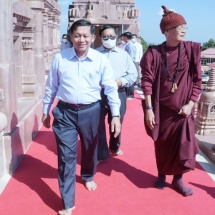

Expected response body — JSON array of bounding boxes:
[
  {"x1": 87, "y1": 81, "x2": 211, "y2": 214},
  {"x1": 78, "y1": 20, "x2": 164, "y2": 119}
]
[
  {"x1": 122, "y1": 31, "x2": 137, "y2": 99},
  {"x1": 122, "y1": 32, "x2": 136, "y2": 62},
  {"x1": 132, "y1": 34, "x2": 143, "y2": 86},
  {"x1": 96, "y1": 25, "x2": 137, "y2": 160},
  {"x1": 42, "y1": 19, "x2": 121, "y2": 215}
]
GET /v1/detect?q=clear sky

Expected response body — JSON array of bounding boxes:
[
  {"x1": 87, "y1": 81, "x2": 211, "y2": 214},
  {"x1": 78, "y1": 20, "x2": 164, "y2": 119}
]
[{"x1": 58, "y1": 0, "x2": 215, "y2": 45}]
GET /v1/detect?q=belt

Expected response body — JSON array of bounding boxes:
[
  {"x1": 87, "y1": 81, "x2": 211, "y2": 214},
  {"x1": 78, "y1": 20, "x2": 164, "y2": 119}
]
[
  {"x1": 59, "y1": 100, "x2": 99, "y2": 111},
  {"x1": 101, "y1": 87, "x2": 125, "y2": 93}
]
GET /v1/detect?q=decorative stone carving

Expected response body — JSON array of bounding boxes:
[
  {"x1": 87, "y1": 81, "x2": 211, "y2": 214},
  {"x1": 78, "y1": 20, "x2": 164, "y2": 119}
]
[
  {"x1": 22, "y1": 38, "x2": 34, "y2": 49},
  {"x1": 128, "y1": 7, "x2": 139, "y2": 19},
  {"x1": 13, "y1": 13, "x2": 30, "y2": 23},
  {"x1": 195, "y1": 68, "x2": 215, "y2": 135},
  {"x1": 13, "y1": 17, "x2": 17, "y2": 29},
  {"x1": 122, "y1": 9, "x2": 128, "y2": 19},
  {"x1": 87, "y1": 9, "x2": 93, "y2": 18}
]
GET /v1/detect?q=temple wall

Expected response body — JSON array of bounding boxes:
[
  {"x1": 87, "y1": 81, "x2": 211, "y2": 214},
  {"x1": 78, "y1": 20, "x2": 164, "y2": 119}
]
[{"x1": 0, "y1": 0, "x2": 60, "y2": 194}]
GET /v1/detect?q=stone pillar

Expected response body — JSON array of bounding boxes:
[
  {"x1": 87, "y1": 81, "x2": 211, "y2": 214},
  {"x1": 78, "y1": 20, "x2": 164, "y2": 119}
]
[
  {"x1": 48, "y1": 12, "x2": 54, "y2": 46},
  {"x1": 43, "y1": 8, "x2": 49, "y2": 48},
  {"x1": 21, "y1": 21, "x2": 37, "y2": 97},
  {"x1": 47, "y1": 12, "x2": 54, "y2": 65},
  {"x1": 0, "y1": 0, "x2": 16, "y2": 132},
  {"x1": 56, "y1": 17, "x2": 61, "y2": 51},
  {"x1": 33, "y1": 9, "x2": 45, "y2": 97},
  {"x1": 52, "y1": 15, "x2": 59, "y2": 55},
  {"x1": 43, "y1": 8, "x2": 49, "y2": 73},
  {"x1": 27, "y1": 0, "x2": 46, "y2": 95}
]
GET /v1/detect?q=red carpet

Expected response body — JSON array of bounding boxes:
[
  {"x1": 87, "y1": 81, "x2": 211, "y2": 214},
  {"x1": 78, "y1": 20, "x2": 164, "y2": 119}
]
[{"x1": 0, "y1": 92, "x2": 215, "y2": 215}]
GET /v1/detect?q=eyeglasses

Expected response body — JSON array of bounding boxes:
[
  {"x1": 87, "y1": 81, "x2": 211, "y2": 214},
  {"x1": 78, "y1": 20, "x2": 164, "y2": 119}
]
[
  {"x1": 102, "y1": 36, "x2": 116, "y2": 41},
  {"x1": 175, "y1": 25, "x2": 188, "y2": 31}
]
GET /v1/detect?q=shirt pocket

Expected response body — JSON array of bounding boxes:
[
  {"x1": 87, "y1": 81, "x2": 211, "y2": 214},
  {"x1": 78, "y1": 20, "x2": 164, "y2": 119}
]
[{"x1": 88, "y1": 70, "x2": 102, "y2": 88}]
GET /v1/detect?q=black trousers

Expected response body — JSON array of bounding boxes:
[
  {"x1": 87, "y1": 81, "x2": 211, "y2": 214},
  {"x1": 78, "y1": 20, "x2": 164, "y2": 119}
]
[
  {"x1": 125, "y1": 83, "x2": 135, "y2": 98},
  {"x1": 52, "y1": 100, "x2": 100, "y2": 209},
  {"x1": 97, "y1": 88, "x2": 126, "y2": 161}
]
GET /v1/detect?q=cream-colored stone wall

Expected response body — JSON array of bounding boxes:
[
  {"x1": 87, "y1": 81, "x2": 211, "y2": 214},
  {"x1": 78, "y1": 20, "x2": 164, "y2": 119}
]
[{"x1": 0, "y1": 0, "x2": 60, "y2": 193}]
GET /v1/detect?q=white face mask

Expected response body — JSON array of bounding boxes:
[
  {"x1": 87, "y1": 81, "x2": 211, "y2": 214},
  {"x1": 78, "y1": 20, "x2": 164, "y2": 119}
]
[
  {"x1": 132, "y1": 38, "x2": 136, "y2": 43},
  {"x1": 62, "y1": 39, "x2": 67, "y2": 43},
  {"x1": 120, "y1": 41, "x2": 126, "y2": 44},
  {"x1": 102, "y1": 38, "x2": 116, "y2": 49}
]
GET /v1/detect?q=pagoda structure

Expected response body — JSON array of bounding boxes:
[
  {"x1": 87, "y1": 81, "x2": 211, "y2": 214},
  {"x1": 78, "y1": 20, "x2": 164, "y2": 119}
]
[{"x1": 68, "y1": 0, "x2": 140, "y2": 48}]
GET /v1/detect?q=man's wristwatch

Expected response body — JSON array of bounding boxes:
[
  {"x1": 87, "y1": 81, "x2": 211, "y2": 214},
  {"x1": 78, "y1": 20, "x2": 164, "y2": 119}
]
[
  {"x1": 112, "y1": 115, "x2": 120, "y2": 117},
  {"x1": 145, "y1": 106, "x2": 153, "y2": 110}
]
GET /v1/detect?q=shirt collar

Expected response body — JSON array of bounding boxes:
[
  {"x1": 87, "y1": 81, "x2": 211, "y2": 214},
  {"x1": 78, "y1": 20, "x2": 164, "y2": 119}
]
[
  {"x1": 69, "y1": 47, "x2": 95, "y2": 61},
  {"x1": 99, "y1": 45, "x2": 119, "y2": 53},
  {"x1": 125, "y1": 40, "x2": 132, "y2": 46}
]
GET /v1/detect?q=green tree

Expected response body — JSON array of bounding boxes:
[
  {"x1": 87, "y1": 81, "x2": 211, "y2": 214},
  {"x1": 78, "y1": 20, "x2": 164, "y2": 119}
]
[
  {"x1": 139, "y1": 36, "x2": 149, "y2": 53},
  {"x1": 139, "y1": 36, "x2": 154, "y2": 53},
  {"x1": 202, "y1": 38, "x2": 215, "y2": 51}
]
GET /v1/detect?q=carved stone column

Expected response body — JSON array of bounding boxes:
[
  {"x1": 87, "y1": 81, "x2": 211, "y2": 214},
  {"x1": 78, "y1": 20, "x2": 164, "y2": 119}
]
[
  {"x1": 43, "y1": 9, "x2": 49, "y2": 72},
  {"x1": 56, "y1": 17, "x2": 61, "y2": 51},
  {"x1": 47, "y1": 12, "x2": 54, "y2": 65},
  {"x1": 0, "y1": 0, "x2": 16, "y2": 132},
  {"x1": 31, "y1": 7, "x2": 45, "y2": 97},
  {"x1": 43, "y1": 8, "x2": 49, "y2": 48},
  {"x1": 21, "y1": 20, "x2": 36, "y2": 97},
  {"x1": 52, "y1": 15, "x2": 59, "y2": 55}
]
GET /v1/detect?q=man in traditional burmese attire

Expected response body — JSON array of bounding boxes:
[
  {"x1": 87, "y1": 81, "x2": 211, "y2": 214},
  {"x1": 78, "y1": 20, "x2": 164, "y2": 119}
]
[{"x1": 141, "y1": 6, "x2": 202, "y2": 196}]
